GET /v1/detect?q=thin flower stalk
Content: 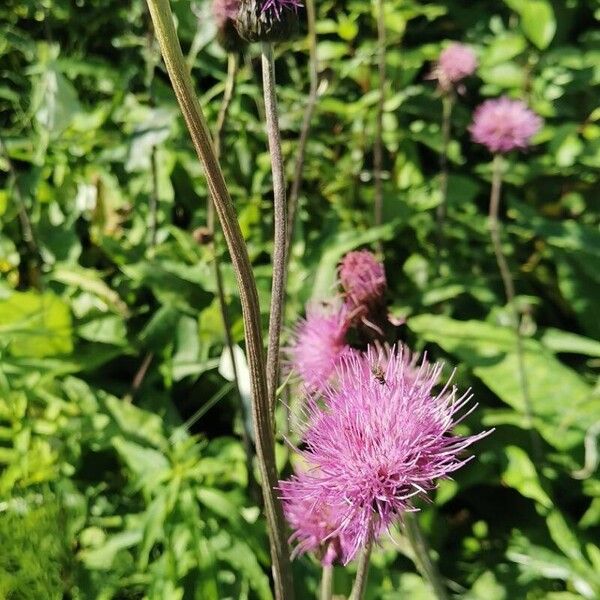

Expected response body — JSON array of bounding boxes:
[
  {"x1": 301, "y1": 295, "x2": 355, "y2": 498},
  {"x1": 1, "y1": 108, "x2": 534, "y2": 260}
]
[
  {"x1": 373, "y1": 0, "x2": 386, "y2": 239},
  {"x1": 404, "y1": 512, "x2": 449, "y2": 600},
  {"x1": 435, "y1": 93, "x2": 454, "y2": 267},
  {"x1": 349, "y1": 531, "x2": 373, "y2": 600},
  {"x1": 489, "y1": 154, "x2": 542, "y2": 461},
  {"x1": 286, "y1": 0, "x2": 319, "y2": 258},
  {"x1": 261, "y1": 41, "x2": 289, "y2": 417},
  {"x1": 320, "y1": 564, "x2": 333, "y2": 600},
  {"x1": 144, "y1": 1, "x2": 293, "y2": 597}
]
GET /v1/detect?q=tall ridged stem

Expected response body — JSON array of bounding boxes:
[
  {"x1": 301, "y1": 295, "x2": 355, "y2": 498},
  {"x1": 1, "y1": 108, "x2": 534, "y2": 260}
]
[
  {"x1": 373, "y1": 0, "x2": 386, "y2": 240},
  {"x1": 404, "y1": 513, "x2": 449, "y2": 600},
  {"x1": 144, "y1": 2, "x2": 293, "y2": 598},
  {"x1": 320, "y1": 564, "x2": 333, "y2": 600},
  {"x1": 261, "y1": 42, "x2": 288, "y2": 417},
  {"x1": 208, "y1": 51, "x2": 256, "y2": 481},
  {"x1": 286, "y1": 0, "x2": 318, "y2": 258},
  {"x1": 349, "y1": 536, "x2": 373, "y2": 600},
  {"x1": 489, "y1": 154, "x2": 542, "y2": 462},
  {"x1": 435, "y1": 93, "x2": 454, "y2": 269}
]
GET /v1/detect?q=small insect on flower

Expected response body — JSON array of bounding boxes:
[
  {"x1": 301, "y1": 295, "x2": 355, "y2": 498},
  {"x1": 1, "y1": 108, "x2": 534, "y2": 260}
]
[{"x1": 371, "y1": 363, "x2": 386, "y2": 385}]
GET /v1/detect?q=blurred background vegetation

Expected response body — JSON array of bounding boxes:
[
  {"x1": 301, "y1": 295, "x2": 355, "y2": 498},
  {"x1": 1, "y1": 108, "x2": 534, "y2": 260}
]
[{"x1": 0, "y1": 0, "x2": 599, "y2": 598}]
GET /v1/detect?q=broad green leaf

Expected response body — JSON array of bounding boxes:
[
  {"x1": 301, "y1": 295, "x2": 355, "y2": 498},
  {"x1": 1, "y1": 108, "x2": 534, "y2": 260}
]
[
  {"x1": 541, "y1": 329, "x2": 600, "y2": 358},
  {"x1": 504, "y1": 0, "x2": 556, "y2": 49},
  {"x1": 503, "y1": 446, "x2": 553, "y2": 509},
  {"x1": 408, "y1": 315, "x2": 598, "y2": 449},
  {"x1": 0, "y1": 291, "x2": 72, "y2": 357}
]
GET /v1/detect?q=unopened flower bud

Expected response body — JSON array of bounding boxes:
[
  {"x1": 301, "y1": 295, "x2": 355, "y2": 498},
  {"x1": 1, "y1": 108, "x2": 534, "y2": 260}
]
[{"x1": 234, "y1": 0, "x2": 301, "y2": 43}]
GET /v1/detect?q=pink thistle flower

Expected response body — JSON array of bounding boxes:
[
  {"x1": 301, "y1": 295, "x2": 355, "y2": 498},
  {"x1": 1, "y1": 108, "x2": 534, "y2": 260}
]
[
  {"x1": 432, "y1": 43, "x2": 478, "y2": 90},
  {"x1": 287, "y1": 303, "x2": 353, "y2": 391},
  {"x1": 283, "y1": 346, "x2": 490, "y2": 563},
  {"x1": 280, "y1": 469, "x2": 352, "y2": 565},
  {"x1": 338, "y1": 250, "x2": 387, "y2": 314},
  {"x1": 212, "y1": 0, "x2": 240, "y2": 27},
  {"x1": 469, "y1": 97, "x2": 543, "y2": 154}
]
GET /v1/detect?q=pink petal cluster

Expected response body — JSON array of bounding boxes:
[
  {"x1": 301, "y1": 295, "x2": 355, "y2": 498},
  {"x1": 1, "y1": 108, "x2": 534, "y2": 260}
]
[
  {"x1": 287, "y1": 304, "x2": 353, "y2": 390},
  {"x1": 469, "y1": 97, "x2": 543, "y2": 154},
  {"x1": 339, "y1": 250, "x2": 387, "y2": 313},
  {"x1": 280, "y1": 346, "x2": 489, "y2": 564},
  {"x1": 212, "y1": 0, "x2": 239, "y2": 28},
  {"x1": 434, "y1": 43, "x2": 478, "y2": 89},
  {"x1": 280, "y1": 470, "x2": 352, "y2": 565}
]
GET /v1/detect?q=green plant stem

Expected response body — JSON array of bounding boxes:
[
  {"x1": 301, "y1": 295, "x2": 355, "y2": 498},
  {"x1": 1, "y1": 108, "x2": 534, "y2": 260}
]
[
  {"x1": 144, "y1": 2, "x2": 293, "y2": 598},
  {"x1": 373, "y1": 0, "x2": 386, "y2": 239},
  {"x1": 349, "y1": 536, "x2": 373, "y2": 600},
  {"x1": 320, "y1": 564, "x2": 333, "y2": 600},
  {"x1": 286, "y1": 0, "x2": 318, "y2": 258},
  {"x1": 261, "y1": 42, "x2": 288, "y2": 418},
  {"x1": 489, "y1": 154, "x2": 542, "y2": 463},
  {"x1": 435, "y1": 93, "x2": 454, "y2": 268},
  {"x1": 404, "y1": 513, "x2": 449, "y2": 600}
]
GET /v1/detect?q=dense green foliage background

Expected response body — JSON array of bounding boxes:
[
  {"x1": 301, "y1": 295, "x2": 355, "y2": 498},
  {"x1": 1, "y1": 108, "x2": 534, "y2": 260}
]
[{"x1": 1, "y1": 0, "x2": 599, "y2": 598}]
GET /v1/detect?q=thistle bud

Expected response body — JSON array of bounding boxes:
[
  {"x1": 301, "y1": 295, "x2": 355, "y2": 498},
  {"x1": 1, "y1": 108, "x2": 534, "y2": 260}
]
[{"x1": 234, "y1": 0, "x2": 301, "y2": 43}]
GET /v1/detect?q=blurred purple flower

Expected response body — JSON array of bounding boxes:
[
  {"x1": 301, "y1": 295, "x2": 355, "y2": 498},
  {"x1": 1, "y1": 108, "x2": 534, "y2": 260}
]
[
  {"x1": 287, "y1": 303, "x2": 353, "y2": 391},
  {"x1": 281, "y1": 346, "x2": 489, "y2": 563},
  {"x1": 339, "y1": 250, "x2": 386, "y2": 315},
  {"x1": 433, "y1": 43, "x2": 477, "y2": 90},
  {"x1": 212, "y1": 0, "x2": 240, "y2": 28},
  {"x1": 470, "y1": 97, "x2": 543, "y2": 154}
]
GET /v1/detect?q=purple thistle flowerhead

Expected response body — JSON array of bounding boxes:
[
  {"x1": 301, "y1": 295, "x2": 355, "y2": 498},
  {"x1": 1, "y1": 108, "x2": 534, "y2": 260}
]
[
  {"x1": 469, "y1": 97, "x2": 543, "y2": 154},
  {"x1": 432, "y1": 43, "x2": 477, "y2": 91},
  {"x1": 283, "y1": 346, "x2": 490, "y2": 563},
  {"x1": 212, "y1": 0, "x2": 240, "y2": 28},
  {"x1": 339, "y1": 250, "x2": 387, "y2": 315},
  {"x1": 280, "y1": 469, "x2": 352, "y2": 565},
  {"x1": 234, "y1": 0, "x2": 301, "y2": 43},
  {"x1": 287, "y1": 303, "x2": 354, "y2": 391}
]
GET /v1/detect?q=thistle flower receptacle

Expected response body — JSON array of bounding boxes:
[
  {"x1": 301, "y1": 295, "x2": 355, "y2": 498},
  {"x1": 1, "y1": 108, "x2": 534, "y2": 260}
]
[
  {"x1": 234, "y1": 0, "x2": 301, "y2": 43},
  {"x1": 470, "y1": 97, "x2": 543, "y2": 154},
  {"x1": 431, "y1": 43, "x2": 477, "y2": 92},
  {"x1": 286, "y1": 303, "x2": 354, "y2": 391},
  {"x1": 281, "y1": 346, "x2": 490, "y2": 564}
]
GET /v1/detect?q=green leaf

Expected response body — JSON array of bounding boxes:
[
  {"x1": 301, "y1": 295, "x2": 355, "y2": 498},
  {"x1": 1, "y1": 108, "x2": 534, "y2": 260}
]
[
  {"x1": 0, "y1": 291, "x2": 73, "y2": 357},
  {"x1": 504, "y1": 0, "x2": 556, "y2": 49},
  {"x1": 408, "y1": 315, "x2": 597, "y2": 450},
  {"x1": 540, "y1": 329, "x2": 600, "y2": 358},
  {"x1": 520, "y1": 0, "x2": 556, "y2": 49},
  {"x1": 503, "y1": 446, "x2": 553, "y2": 509}
]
